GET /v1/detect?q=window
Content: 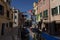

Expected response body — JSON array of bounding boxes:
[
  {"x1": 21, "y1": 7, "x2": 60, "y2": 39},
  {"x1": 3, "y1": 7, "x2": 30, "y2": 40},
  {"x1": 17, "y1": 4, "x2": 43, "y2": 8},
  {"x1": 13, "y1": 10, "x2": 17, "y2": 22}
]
[
  {"x1": 52, "y1": 7, "x2": 58, "y2": 16},
  {"x1": 43, "y1": 10, "x2": 48, "y2": 18},
  {"x1": 9, "y1": 22, "x2": 12, "y2": 28},
  {"x1": 14, "y1": 10, "x2": 17, "y2": 13},
  {"x1": 6, "y1": 23, "x2": 8, "y2": 27},
  {"x1": 4, "y1": 0, "x2": 11, "y2": 5},
  {"x1": 1, "y1": 23, "x2": 5, "y2": 35},
  {"x1": 0, "y1": 5, "x2": 4, "y2": 15},
  {"x1": 6, "y1": 0, "x2": 11, "y2": 5},
  {"x1": 40, "y1": 12, "x2": 42, "y2": 17},
  {"x1": 7, "y1": 11, "x2": 9, "y2": 17},
  {"x1": 22, "y1": 15, "x2": 24, "y2": 17},
  {"x1": 15, "y1": 22, "x2": 16, "y2": 24},
  {"x1": 14, "y1": 16, "x2": 17, "y2": 19},
  {"x1": 11, "y1": 14, "x2": 13, "y2": 19}
]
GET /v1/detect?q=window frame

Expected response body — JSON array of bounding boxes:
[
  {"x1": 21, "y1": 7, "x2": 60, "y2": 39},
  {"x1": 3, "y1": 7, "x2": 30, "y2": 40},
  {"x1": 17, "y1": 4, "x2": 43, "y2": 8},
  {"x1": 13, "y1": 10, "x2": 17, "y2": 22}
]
[
  {"x1": 40, "y1": 12, "x2": 42, "y2": 17},
  {"x1": 14, "y1": 10, "x2": 17, "y2": 13},
  {"x1": 0, "y1": 5, "x2": 4, "y2": 15},
  {"x1": 59, "y1": 5, "x2": 60, "y2": 14},
  {"x1": 51, "y1": 7, "x2": 58, "y2": 16},
  {"x1": 43, "y1": 10, "x2": 48, "y2": 18},
  {"x1": 14, "y1": 15, "x2": 17, "y2": 19}
]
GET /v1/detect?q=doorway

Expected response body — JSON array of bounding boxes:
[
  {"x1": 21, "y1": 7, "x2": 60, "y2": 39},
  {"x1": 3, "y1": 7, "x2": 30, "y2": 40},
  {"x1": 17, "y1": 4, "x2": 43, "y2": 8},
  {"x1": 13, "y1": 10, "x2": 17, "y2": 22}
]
[{"x1": 1, "y1": 23, "x2": 5, "y2": 35}]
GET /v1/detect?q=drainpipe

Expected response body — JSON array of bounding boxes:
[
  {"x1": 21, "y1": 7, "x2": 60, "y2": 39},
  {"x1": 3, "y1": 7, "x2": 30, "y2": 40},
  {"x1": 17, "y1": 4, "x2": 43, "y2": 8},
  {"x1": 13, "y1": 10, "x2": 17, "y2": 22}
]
[
  {"x1": 48, "y1": 0, "x2": 51, "y2": 34},
  {"x1": 58, "y1": 2, "x2": 59, "y2": 14}
]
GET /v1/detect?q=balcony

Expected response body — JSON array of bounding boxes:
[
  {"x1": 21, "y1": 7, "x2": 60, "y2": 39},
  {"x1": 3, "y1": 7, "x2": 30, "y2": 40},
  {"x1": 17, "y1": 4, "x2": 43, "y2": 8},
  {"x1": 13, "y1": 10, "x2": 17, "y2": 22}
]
[{"x1": 42, "y1": 16, "x2": 48, "y2": 23}]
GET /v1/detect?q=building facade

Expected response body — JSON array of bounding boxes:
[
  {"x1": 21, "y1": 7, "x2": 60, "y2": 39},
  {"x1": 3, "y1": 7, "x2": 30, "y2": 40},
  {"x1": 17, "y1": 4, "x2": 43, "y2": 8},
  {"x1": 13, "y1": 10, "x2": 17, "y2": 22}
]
[
  {"x1": 0, "y1": 0, "x2": 25, "y2": 40},
  {"x1": 33, "y1": 2, "x2": 38, "y2": 15},
  {"x1": 50, "y1": 0, "x2": 60, "y2": 36},
  {"x1": 12, "y1": 8, "x2": 25, "y2": 27},
  {"x1": 33, "y1": 2, "x2": 41, "y2": 28},
  {"x1": 0, "y1": 0, "x2": 13, "y2": 36},
  {"x1": 38, "y1": 0, "x2": 60, "y2": 36},
  {"x1": 37, "y1": 0, "x2": 50, "y2": 31},
  {"x1": 13, "y1": 8, "x2": 19, "y2": 27},
  {"x1": 21, "y1": 13, "x2": 25, "y2": 27},
  {"x1": 0, "y1": 0, "x2": 15, "y2": 40}
]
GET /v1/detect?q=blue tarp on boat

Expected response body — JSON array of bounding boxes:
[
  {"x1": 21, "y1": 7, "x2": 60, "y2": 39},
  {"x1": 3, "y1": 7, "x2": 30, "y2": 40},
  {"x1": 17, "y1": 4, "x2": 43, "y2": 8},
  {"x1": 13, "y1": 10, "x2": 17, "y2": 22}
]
[{"x1": 41, "y1": 32, "x2": 60, "y2": 40}]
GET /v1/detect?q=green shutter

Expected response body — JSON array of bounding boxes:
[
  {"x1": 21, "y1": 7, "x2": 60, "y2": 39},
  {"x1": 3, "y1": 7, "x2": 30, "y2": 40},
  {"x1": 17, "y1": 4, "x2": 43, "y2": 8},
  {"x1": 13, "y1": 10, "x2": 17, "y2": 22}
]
[
  {"x1": 55, "y1": 7, "x2": 58, "y2": 15},
  {"x1": 40, "y1": 12, "x2": 42, "y2": 17},
  {"x1": 52, "y1": 8, "x2": 54, "y2": 16},
  {"x1": 52, "y1": 7, "x2": 58, "y2": 16},
  {"x1": 43, "y1": 10, "x2": 48, "y2": 18},
  {"x1": 36, "y1": 14, "x2": 40, "y2": 22}
]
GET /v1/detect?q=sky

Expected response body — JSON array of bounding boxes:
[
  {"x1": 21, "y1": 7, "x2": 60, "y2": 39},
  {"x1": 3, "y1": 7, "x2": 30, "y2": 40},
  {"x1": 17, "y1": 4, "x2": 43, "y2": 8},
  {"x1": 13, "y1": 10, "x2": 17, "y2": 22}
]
[
  {"x1": 11, "y1": 0, "x2": 38, "y2": 12},
  {"x1": 11, "y1": 0, "x2": 38, "y2": 20}
]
